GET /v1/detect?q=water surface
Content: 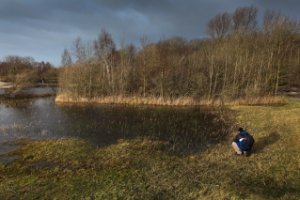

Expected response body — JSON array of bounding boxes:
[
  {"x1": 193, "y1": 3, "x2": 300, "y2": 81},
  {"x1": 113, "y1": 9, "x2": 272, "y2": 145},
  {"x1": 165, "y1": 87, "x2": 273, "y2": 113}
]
[
  {"x1": 0, "y1": 98, "x2": 230, "y2": 153},
  {"x1": 0, "y1": 87, "x2": 56, "y2": 98}
]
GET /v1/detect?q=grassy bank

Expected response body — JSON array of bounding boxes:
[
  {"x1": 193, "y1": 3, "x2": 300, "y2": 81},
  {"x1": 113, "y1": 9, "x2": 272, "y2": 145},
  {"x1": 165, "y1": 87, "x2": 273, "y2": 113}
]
[
  {"x1": 0, "y1": 100, "x2": 299, "y2": 199},
  {"x1": 56, "y1": 94, "x2": 287, "y2": 106}
]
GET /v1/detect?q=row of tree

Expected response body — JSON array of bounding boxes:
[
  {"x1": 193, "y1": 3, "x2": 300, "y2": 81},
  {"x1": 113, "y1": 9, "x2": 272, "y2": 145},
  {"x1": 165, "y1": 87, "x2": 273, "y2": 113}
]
[
  {"x1": 59, "y1": 6, "x2": 300, "y2": 100},
  {"x1": 0, "y1": 56, "x2": 58, "y2": 89}
]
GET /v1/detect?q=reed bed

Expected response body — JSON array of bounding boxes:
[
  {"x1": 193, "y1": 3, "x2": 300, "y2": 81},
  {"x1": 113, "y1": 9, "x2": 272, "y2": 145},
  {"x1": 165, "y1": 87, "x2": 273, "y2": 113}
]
[{"x1": 56, "y1": 94, "x2": 287, "y2": 106}]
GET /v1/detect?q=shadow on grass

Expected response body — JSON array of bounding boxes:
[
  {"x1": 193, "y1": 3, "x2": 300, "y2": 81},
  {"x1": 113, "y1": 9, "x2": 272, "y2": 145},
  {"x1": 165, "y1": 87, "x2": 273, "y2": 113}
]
[
  {"x1": 253, "y1": 132, "x2": 280, "y2": 153},
  {"x1": 59, "y1": 105, "x2": 237, "y2": 155}
]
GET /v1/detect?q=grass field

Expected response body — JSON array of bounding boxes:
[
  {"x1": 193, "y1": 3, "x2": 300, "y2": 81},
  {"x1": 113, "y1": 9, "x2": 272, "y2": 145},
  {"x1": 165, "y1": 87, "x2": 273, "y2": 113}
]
[{"x1": 0, "y1": 99, "x2": 299, "y2": 199}]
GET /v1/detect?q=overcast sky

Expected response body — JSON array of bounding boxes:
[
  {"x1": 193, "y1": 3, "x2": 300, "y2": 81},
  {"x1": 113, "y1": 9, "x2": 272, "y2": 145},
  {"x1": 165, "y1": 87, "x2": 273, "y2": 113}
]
[{"x1": 0, "y1": 0, "x2": 299, "y2": 66}]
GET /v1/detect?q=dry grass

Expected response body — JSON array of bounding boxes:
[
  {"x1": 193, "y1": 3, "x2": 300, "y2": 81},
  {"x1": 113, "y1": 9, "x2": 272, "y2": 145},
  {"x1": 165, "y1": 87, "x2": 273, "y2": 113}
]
[
  {"x1": 0, "y1": 99, "x2": 299, "y2": 199},
  {"x1": 0, "y1": 81, "x2": 13, "y2": 89},
  {"x1": 56, "y1": 93, "x2": 287, "y2": 106}
]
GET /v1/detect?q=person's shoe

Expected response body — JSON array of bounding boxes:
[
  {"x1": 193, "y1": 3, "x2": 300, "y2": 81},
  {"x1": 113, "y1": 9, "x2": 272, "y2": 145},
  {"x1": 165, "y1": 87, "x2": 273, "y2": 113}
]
[
  {"x1": 244, "y1": 151, "x2": 251, "y2": 157},
  {"x1": 234, "y1": 152, "x2": 242, "y2": 156}
]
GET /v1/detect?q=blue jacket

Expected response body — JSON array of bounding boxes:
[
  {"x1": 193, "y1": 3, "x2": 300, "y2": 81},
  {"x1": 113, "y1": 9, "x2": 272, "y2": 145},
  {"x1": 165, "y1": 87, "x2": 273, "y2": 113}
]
[{"x1": 234, "y1": 130, "x2": 254, "y2": 151}]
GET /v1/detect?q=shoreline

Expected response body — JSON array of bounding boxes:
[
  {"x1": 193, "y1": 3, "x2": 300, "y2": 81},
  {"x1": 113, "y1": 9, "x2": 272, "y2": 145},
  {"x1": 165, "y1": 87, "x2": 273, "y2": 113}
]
[
  {"x1": 0, "y1": 84, "x2": 57, "y2": 100},
  {"x1": 0, "y1": 93, "x2": 55, "y2": 100},
  {"x1": 55, "y1": 94, "x2": 287, "y2": 106}
]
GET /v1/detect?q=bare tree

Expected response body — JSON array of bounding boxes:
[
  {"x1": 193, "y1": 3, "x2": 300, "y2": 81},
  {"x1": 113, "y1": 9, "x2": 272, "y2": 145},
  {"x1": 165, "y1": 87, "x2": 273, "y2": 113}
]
[
  {"x1": 61, "y1": 48, "x2": 72, "y2": 66},
  {"x1": 73, "y1": 37, "x2": 86, "y2": 63},
  {"x1": 58, "y1": 7, "x2": 300, "y2": 101},
  {"x1": 207, "y1": 12, "x2": 232, "y2": 39},
  {"x1": 232, "y1": 6, "x2": 258, "y2": 34},
  {"x1": 94, "y1": 29, "x2": 116, "y2": 94}
]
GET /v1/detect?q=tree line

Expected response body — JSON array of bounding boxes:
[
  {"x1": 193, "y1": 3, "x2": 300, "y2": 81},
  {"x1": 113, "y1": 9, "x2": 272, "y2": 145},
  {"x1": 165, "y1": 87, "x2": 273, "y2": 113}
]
[
  {"x1": 0, "y1": 56, "x2": 58, "y2": 89},
  {"x1": 59, "y1": 6, "x2": 300, "y2": 101}
]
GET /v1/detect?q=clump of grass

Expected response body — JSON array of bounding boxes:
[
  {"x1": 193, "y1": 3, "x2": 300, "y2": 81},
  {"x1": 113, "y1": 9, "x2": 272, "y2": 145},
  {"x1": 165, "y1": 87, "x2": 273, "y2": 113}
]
[{"x1": 0, "y1": 99, "x2": 299, "y2": 199}]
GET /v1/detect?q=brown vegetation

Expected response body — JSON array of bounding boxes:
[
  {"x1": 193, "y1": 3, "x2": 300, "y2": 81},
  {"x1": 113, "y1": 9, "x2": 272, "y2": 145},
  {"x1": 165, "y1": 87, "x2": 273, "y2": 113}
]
[
  {"x1": 58, "y1": 7, "x2": 300, "y2": 104},
  {"x1": 56, "y1": 94, "x2": 286, "y2": 106},
  {"x1": 0, "y1": 56, "x2": 58, "y2": 90}
]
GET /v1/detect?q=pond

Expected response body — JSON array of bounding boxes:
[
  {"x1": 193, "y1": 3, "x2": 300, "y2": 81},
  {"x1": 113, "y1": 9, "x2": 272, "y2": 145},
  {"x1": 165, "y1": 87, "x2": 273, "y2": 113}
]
[{"x1": 0, "y1": 97, "x2": 232, "y2": 154}]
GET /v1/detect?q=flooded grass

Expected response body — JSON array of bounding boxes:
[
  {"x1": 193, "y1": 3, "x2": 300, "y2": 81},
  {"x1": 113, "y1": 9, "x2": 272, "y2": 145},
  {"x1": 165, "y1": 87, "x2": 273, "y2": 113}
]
[
  {"x1": 0, "y1": 99, "x2": 299, "y2": 199},
  {"x1": 0, "y1": 98, "x2": 234, "y2": 153}
]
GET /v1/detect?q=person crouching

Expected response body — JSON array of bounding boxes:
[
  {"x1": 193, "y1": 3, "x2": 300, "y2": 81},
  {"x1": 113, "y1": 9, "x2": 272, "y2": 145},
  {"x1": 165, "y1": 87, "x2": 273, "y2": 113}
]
[{"x1": 232, "y1": 128, "x2": 255, "y2": 156}]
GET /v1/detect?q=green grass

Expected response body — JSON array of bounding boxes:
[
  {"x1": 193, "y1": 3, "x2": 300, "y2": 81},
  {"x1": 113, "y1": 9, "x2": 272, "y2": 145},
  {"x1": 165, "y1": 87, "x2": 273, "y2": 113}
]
[{"x1": 0, "y1": 99, "x2": 299, "y2": 199}]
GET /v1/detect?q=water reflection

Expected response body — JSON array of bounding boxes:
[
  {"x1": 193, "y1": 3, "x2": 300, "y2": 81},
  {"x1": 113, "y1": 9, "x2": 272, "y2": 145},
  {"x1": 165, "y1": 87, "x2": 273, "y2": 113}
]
[{"x1": 0, "y1": 98, "x2": 232, "y2": 153}]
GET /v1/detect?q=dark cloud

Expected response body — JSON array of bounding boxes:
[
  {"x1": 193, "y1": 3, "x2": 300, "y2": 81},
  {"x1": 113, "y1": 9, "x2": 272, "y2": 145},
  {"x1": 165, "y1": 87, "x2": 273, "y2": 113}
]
[{"x1": 0, "y1": 0, "x2": 299, "y2": 65}]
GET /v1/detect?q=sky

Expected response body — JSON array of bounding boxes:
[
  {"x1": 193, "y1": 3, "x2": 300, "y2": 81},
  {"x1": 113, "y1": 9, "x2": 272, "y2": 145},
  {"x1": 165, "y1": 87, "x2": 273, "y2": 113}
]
[{"x1": 0, "y1": 0, "x2": 299, "y2": 66}]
